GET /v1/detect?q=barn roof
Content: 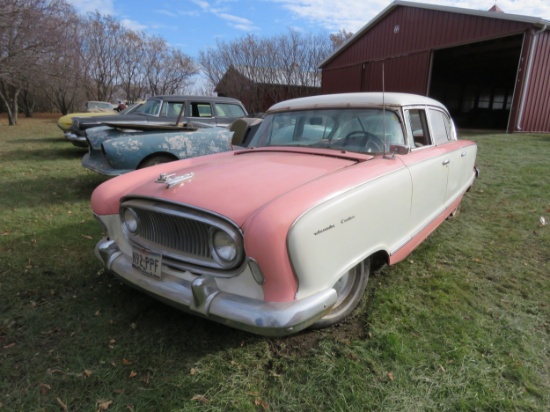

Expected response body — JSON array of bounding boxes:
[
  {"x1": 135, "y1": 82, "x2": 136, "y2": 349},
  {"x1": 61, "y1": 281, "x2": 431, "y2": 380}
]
[{"x1": 320, "y1": 0, "x2": 550, "y2": 68}]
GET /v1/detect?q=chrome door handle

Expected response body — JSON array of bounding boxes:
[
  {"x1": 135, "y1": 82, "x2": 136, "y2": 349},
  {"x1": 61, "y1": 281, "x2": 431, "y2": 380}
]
[
  {"x1": 442, "y1": 159, "x2": 450, "y2": 165},
  {"x1": 461, "y1": 152, "x2": 467, "y2": 157}
]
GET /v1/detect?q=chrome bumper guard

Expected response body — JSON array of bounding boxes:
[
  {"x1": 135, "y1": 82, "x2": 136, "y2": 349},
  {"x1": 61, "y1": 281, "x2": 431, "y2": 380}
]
[
  {"x1": 95, "y1": 238, "x2": 337, "y2": 336},
  {"x1": 64, "y1": 132, "x2": 88, "y2": 147}
]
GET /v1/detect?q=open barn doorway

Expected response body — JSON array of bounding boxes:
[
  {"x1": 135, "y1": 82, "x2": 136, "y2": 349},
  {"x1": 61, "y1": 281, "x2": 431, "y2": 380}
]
[{"x1": 429, "y1": 34, "x2": 523, "y2": 130}]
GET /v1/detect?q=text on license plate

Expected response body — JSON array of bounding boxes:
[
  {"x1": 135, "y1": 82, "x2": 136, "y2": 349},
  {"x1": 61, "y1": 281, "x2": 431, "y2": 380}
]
[{"x1": 132, "y1": 248, "x2": 162, "y2": 279}]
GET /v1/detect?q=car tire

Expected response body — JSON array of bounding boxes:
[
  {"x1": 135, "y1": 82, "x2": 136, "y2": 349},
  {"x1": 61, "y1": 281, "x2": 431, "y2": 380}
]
[
  {"x1": 311, "y1": 258, "x2": 370, "y2": 329},
  {"x1": 138, "y1": 154, "x2": 177, "y2": 169}
]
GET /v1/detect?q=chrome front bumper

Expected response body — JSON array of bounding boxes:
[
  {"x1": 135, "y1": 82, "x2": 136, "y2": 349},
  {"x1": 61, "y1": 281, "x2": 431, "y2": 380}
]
[
  {"x1": 64, "y1": 132, "x2": 88, "y2": 147},
  {"x1": 95, "y1": 238, "x2": 337, "y2": 336}
]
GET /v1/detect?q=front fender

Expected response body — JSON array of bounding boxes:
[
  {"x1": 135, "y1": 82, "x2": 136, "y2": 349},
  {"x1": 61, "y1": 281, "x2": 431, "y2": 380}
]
[
  {"x1": 102, "y1": 129, "x2": 233, "y2": 171},
  {"x1": 242, "y1": 157, "x2": 409, "y2": 302}
]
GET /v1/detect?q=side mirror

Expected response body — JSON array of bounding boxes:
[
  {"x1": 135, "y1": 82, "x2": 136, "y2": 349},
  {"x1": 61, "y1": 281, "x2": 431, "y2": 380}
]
[{"x1": 389, "y1": 144, "x2": 410, "y2": 155}]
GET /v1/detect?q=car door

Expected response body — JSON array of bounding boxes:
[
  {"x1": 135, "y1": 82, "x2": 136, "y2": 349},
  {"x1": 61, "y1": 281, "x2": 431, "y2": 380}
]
[
  {"x1": 158, "y1": 101, "x2": 184, "y2": 124},
  {"x1": 401, "y1": 107, "x2": 449, "y2": 237},
  {"x1": 426, "y1": 108, "x2": 477, "y2": 207}
]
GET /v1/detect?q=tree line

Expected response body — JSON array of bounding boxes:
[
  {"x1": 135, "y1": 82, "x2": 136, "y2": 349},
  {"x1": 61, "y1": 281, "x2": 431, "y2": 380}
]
[{"x1": 0, "y1": 0, "x2": 353, "y2": 125}]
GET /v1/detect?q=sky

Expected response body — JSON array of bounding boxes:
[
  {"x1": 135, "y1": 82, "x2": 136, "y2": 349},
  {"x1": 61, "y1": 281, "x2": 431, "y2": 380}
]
[{"x1": 65, "y1": 0, "x2": 550, "y2": 59}]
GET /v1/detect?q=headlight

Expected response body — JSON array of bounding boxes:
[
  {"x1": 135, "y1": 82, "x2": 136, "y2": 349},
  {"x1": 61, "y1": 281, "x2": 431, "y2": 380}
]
[
  {"x1": 121, "y1": 207, "x2": 139, "y2": 234},
  {"x1": 210, "y1": 229, "x2": 238, "y2": 264}
]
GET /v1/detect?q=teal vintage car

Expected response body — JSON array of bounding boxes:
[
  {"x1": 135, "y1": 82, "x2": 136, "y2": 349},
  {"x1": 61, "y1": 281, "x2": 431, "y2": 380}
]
[
  {"x1": 81, "y1": 118, "x2": 261, "y2": 176},
  {"x1": 82, "y1": 124, "x2": 234, "y2": 176}
]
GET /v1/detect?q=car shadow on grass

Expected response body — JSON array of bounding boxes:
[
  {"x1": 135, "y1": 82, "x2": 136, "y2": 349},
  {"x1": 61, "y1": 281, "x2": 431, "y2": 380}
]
[
  {"x1": 0, "y1": 174, "x2": 109, "y2": 209},
  {"x1": 0, "y1": 146, "x2": 86, "y2": 163},
  {"x1": 5, "y1": 137, "x2": 73, "y2": 145}
]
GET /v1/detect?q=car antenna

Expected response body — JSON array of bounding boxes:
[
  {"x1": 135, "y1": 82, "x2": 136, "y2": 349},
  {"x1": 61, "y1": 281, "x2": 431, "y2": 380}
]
[
  {"x1": 381, "y1": 64, "x2": 398, "y2": 160},
  {"x1": 382, "y1": 63, "x2": 392, "y2": 159},
  {"x1": 382, "y1": 63, "x2": 386, "y2": 153}
]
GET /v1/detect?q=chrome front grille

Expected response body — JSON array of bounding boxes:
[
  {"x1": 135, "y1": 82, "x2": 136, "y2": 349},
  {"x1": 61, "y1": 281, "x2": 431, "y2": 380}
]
[
  {"x1": 120, "y1": 198, "x2": 244, "y2": 272},
  {"x1": 135, "y1": 208, "x2": 212, "y2": 258}
]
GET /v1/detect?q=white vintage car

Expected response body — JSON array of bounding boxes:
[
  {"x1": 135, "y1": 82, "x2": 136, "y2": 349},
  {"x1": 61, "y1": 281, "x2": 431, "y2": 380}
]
[{"x1": 91, "y1": 93, "x2": 478, "y2": 336}]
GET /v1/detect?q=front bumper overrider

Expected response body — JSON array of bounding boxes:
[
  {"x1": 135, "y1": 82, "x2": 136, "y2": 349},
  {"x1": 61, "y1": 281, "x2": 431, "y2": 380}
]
[
  {"x1": 64, "y1": 132, "x2": 88, "y2": 147},
  {"x1": 95, "y1": 237, "x2": 337, "y2": 336}
]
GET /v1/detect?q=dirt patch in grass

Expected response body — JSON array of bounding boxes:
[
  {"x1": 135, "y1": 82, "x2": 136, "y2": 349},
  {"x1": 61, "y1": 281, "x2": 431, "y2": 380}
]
[{"x1": 268, "y1": 302, "x2": 372, "y2": 358}]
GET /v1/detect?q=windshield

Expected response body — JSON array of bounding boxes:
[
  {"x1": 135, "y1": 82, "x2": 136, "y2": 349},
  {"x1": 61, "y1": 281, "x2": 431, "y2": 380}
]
[
  {"x1": 251, "y1": 109, "x2": 405, "y2": 154},
  {"x1": 120, "y1": 103, "x2": 142, "y2": 115},
  {"x1": 139, "y1": 99, "x2": 162, "y2": 116}
]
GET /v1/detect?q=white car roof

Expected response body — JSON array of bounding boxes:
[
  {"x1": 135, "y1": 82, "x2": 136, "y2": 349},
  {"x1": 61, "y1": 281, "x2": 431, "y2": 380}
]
[{"x1": 268, "y1": 92, "x2": 447, "y2": 112}]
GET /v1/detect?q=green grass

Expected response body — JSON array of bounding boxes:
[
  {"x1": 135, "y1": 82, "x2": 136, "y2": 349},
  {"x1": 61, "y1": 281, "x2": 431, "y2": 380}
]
[{"x1": 1, "y1": 118, "x2": 549, "y2": 411}]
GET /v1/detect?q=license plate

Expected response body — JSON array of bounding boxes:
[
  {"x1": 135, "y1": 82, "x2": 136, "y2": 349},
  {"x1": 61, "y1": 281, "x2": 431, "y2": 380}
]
[{"x1": 132, "y1": 248, "x2": 162, "y2": 279}]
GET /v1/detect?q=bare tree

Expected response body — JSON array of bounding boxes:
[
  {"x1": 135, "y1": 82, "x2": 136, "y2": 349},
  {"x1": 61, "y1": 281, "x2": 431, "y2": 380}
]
[
  {"x1": 199, "y1": 30, "x2": 332, "y2": 113},
  {"x1": 79, "y1": 13, "x2": 127, "y2": 102},
  {"x1": 40, "y1": 6, "x2": 84, "y2": 114},
  {"x1": 118, "y1": 30, "x2": 147, "y2": 102},
  {"x1": 0, "y1": 0, "x2": 74, "y2": 124},
  {"x1": 330, "y1": 29, "x2": 354, "y2": 50},
  {"x1": 143, "y1": 36, "x2": 198, "y2": 97}
]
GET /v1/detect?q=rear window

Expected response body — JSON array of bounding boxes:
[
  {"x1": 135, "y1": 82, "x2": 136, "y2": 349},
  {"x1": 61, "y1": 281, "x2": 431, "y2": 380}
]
[
  {"x1": 429, "y1": 109, "x2": 454, "y2": 145},
  {"x1": 214, "y1": 103, "x2": 247, "y2": 118}
]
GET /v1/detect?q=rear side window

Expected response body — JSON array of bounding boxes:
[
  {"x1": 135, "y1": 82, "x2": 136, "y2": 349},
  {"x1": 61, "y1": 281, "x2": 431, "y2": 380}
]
[
  {"x1": 215, "y1": 103, "x2": 246, "y2": 118},
  {"x1": 160, "y1": 102, "x2": 183, "y2": 117},
  {"x1": 406, "y1": 109, "x2": 431, "y2": 148},
  {"x1": 429, "y1": 109, "x2": 453, "y2": 145},
  {"x1": 189, "y1": 102, "x2": 213, "y2": 118}
]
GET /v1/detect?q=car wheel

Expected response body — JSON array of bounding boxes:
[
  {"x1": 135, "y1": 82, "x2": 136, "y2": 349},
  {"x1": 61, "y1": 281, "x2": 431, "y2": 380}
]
[
  {"x1": 311, "y1": 258, "x2": 370, "y2": 329},
  {"x1": 138, "y1": 154, "x2": 177, "y2": 169}
]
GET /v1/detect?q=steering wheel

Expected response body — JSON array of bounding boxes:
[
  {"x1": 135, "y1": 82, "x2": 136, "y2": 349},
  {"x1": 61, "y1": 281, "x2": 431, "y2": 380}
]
[{"x1": 344, "y1": 131, "x2": 385, "y2": 153}]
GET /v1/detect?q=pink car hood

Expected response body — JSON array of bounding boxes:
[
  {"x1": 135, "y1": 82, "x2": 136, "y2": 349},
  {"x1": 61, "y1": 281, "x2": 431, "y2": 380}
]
[{"x1": 93, "y1": 149, "x2": 361, "y2": 226}]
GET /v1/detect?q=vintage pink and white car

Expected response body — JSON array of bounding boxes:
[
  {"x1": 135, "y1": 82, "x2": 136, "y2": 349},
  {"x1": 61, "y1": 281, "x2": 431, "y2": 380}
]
[{"x1": 91, "y1": 93, "x2": 478, "y2": 336}]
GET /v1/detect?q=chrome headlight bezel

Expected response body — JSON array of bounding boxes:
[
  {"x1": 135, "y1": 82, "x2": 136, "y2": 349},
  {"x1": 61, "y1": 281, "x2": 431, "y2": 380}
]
[
  {"x1": 121, "y1": 207, "x2": 140, "y2": 235},
  {"x1": 209, "y1": 227, "x2": 243, "y2": 268}
]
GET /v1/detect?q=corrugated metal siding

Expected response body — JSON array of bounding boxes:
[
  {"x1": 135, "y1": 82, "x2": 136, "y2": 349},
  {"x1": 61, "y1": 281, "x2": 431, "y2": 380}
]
[
  {"x1": 520, "y1": 31, "x2": 550, "y2": 132},
  {"x1": 326, "y1": 6, "x2": 531, "y2": 68},
  {"x1": 321, "y1": 65, "x2": 363, "y2": 94},
  {"x1": 320, "y1": 4, "x2": 550, "y2": 132},
  {"x1": 322, "y1": 5, "x2": 532, "y2": 94},
  {"x1": 362, "y1": 52, "x2": 431, "y2": 94}
]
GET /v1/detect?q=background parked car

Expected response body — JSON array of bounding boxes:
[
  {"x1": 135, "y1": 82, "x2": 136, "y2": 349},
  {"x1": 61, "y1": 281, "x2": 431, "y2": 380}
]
[
  {"x1": 91, "y1": 92, "x2": 478, "y2": 336},
  {"x1": 85, "y1": 101, "x2": 115, "y2": 111},
  {"x1": 66, "y1": 95, "x2": 247, "y2": 147},
  {"x1": 82, "y1": 117, "x2": 261, "y2": 175},
  {"x1": 57, "y1": 103, "x2": 142, "y2": 135},
  {"x1": 82, "y1": 124, "x2": 235, "y2": 176}
]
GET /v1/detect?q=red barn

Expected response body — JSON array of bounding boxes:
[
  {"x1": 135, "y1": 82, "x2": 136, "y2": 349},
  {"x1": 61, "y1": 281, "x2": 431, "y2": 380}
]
[{"x1": 320, "y1": 1, "x2": 550, "y2": 133}]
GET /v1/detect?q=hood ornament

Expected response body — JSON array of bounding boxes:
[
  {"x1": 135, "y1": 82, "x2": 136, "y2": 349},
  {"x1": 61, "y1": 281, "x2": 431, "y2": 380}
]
[{"x1": 155, "y1": 172, "x2": 194, "y2": 188}]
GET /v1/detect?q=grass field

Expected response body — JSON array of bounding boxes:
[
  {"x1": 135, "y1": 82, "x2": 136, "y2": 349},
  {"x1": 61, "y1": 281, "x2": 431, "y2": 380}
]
[{"x1": 1, "y1": 117, "x2": 549, "y2": 411}]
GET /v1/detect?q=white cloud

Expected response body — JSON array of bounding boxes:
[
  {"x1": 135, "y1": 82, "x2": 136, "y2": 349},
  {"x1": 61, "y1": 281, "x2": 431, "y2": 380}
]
[
  {"x1": 270, "y1": 0, "x2": 550, "y2": 32},
  {"x1": 120, "y1": 18, "x2": 148, "y2": 32},
  {"x1": 189, "y1": 0, "x2": 260, "y2": 31},
  {"x1": 218, "y1": 13, "x2": 259, "y2": 31},
  {"x1": 156, "y1": 9, "x2": 179, "y2": 18},
  {"x1": 66, "y1": 0, "x2": 115, "y2": 15}
]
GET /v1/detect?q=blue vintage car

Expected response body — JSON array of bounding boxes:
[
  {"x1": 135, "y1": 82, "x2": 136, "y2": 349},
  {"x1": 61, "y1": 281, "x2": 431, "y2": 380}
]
[
  {"x1": 82, "y1": 116, "x2": 262, "y2": 176},
  {"x1": 82, "y1": 124, "x2": 235, "y2": 176}
]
